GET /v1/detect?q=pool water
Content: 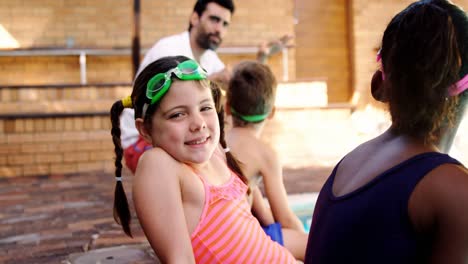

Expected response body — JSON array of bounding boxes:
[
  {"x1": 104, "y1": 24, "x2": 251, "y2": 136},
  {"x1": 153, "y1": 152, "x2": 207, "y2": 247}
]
[
  {"x1": 288, "y1": 193, "x2": 318, "y2": 233},
  {"x1": 297, "y1": 213, "x2": 313, "y2": 233}
]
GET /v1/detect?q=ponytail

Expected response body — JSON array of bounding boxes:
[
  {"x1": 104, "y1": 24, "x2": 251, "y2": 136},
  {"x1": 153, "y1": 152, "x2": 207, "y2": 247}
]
[
  {"x1": 211, "y1": 83, "x2": 250, "y2": 194},
  {"x1": 110, "y1": 98, "x2": 133, "y2": 237}
]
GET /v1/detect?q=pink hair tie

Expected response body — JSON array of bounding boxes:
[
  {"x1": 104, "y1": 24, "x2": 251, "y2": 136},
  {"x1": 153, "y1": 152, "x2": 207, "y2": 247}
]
[
  {"x1": 376, "y1": 51, "x2": 386, "y2": 80},
  {"x1": 376, "y1": 52, "x2": 382, "y2": 62},
  {"x1": 449, "y1": 74, "x2": 468, "y2": 96}
]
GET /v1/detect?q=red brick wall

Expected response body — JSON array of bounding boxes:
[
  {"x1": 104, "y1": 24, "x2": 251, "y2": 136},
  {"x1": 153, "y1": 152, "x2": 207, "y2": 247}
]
[
  {"x1": 0, "y1": 115, "x2": 114, "y2": 177},
  {"x1": 2, "y1": 0, "x2": 467, "y2": 101},
  {"x1": 0, "y1": 0, "x2": 295, "y2": 85},
  {"x1": 0, "y1": 0, "x2": 296, "y2": 177},
  {"x1": 294, "y1": 0, "x2": 468, "y2": 104},
  {"x1": 0, "y1": 0, "x2": 294, "y2": 48},
  {"x1": 0, "y1": 84, "x2": 131, "y2": 177}
]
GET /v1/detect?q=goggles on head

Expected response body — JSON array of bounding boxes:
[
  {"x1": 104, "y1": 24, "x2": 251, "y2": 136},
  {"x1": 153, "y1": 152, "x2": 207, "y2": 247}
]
[
  {"x1": 376, "y1": 49, "x2": 386, "y2": 81},
  {"x1": 146, "y1": 59, "x2": 208, "y2": 105},
  {"x1": 449, "y1": 74, "x2": 468, "y2": 96},
  {"x1": 376, "y1": 50, "x2": 467, "y2": 96},
  {"x1": 142, "y1": 59, "x2": 208, "y2": 117},
  {"x1": 230, "y1": 107, "x2": 269, "y2": 123}
]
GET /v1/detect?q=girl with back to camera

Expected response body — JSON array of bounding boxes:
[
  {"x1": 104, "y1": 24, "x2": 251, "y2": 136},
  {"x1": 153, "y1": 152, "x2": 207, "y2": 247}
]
[
  {"x1": 109, "y1": 56, "x2": 296, "y2": 263},
  {"x1": 305, "y1": 0, "x2": 468, "y2": 263}
]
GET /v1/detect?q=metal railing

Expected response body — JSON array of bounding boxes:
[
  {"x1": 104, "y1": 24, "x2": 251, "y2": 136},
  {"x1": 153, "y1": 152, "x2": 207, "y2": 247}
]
[{"x1": 0, "y1": 46, "x2": 290, "y2": 84}]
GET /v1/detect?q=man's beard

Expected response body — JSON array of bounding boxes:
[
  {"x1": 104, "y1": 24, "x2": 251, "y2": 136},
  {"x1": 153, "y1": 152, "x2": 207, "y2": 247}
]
[{"x1": 196, "y1": 32, "x2": 222, "y2": 51}]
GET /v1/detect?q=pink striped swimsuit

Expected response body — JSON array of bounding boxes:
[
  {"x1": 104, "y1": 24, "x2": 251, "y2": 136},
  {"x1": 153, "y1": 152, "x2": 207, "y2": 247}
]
[{"x1": 190, "y1": 170, "x2": 296, "y2": 263}]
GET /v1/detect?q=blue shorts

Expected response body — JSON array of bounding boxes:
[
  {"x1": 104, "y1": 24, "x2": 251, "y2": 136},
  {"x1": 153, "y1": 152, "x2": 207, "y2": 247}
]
[{"x1": 262, "y1": 222, "x2": 284, "y2": 246}]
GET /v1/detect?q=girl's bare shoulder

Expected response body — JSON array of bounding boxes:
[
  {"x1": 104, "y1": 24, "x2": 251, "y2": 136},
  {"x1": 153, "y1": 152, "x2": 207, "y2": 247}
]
[
  {"x1": 136, "y1": 148, "x2": 184, "y2": 181},
  {"x1": 419, "y1": 163, "x2": 468, "y2": 196},
  {"x1": 410, "y1": 163, "x2": 468, "y2": 229}
]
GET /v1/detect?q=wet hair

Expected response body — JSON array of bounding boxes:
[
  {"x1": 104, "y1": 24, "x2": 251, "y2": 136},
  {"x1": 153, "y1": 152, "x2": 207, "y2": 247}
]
[
  {"x1": 109, "y1": 55, "x2": 247, "y2": 237},
  {"x1": 227, "y1": 61, "x2": 277, "y2": 127},
  {"x1": 379, "y1": 0, "x2": 467, "y2": 143},
  {"x1": 188, "y1": 0, "x2": 235, "y2": 31}
]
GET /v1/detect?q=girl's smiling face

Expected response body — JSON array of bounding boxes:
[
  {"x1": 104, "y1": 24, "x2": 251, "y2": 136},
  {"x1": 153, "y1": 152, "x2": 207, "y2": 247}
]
[{"x1": 149, "y1": 80, "x2": 219, "y2": 165}]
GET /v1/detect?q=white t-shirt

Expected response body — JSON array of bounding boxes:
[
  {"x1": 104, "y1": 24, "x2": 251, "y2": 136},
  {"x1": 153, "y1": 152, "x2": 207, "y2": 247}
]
[
  {"x1": 137, "y1": 31, "x2": 224, "y2": 77},
  {"x1": 120, "y1": 31, "x2": 225, "y2": 148}
]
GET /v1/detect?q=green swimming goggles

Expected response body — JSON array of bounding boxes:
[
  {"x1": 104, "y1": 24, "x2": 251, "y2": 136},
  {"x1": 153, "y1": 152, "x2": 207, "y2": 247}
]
[
  {"x1": 145, "y1": 59, "x2": 208, "y2": 105},
  {"x1": 141, "y1": 59, "x2": 208, "y2": 118}
]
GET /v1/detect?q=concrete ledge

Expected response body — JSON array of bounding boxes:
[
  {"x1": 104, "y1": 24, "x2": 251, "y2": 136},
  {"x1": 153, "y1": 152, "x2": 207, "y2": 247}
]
[
  {"x1": 66, "y1": 243, "x2": 160, "y2": 264},
  {"x1": 0, "y1": 82, "x2": 131, "y2": 89},
  {"x1": 0, "y1": 111, "x2": 109, "y2": 120},
  {"x1": 275, "y1": 81, "x2": 329, "y2": 109},
  {"x1": 0, "y1": 46, "x2": 258, "y2": 57}
]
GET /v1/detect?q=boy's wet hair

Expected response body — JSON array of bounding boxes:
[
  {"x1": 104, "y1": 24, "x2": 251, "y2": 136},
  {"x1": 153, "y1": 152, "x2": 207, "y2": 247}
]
[
  {"x1": 109, "y1": 55, "x2": 247, "y2": 237},
  {"x1": 227, "y1": 61, "x2": 277, "y2": 126},
  {"x1": 379, "y1": 0, "x2": 467, "y2": 143}
]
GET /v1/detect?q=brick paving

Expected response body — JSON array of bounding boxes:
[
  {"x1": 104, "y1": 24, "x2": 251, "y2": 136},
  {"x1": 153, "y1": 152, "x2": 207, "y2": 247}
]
[
  {"x1": 0, "y1": 108, "x2": 386, "y2": 263},
  {"x1": 0, "y1": 166, "x2": 330, "y2": 264}
]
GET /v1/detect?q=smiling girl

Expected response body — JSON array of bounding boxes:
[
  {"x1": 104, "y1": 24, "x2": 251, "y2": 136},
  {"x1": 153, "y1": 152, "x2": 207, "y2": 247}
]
[{"x1": 109, "y1": 56, "x2": 296, "y2": 263}]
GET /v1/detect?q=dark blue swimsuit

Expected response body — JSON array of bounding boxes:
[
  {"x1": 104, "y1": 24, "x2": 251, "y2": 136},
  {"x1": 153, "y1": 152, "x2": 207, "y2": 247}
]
[{"x1": 304, "y1": 152, "x2": 462, "y2": 264}]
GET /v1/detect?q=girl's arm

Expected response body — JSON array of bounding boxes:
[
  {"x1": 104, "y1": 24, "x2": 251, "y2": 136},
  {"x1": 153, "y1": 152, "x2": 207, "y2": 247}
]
[
  {"x1": 409, "y1": 164, "x2": 468, "y2": 264},
  {"x1": 260, "y1": 144, "x2": 304, "y2": 232},
  {"x1": 133, "y1": 148, "x2": 196, "y2": 264},
  {"x1": 251, "y1": 186, "x2": 275, "y2": 226}
]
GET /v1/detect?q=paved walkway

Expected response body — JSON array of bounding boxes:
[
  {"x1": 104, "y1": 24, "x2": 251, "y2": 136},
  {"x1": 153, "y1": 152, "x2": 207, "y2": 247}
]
[
  {"x1": 0, "y1": 166, "x2": 329, "y2": 264},
  {"x1": 1, "y1": 107, "x2": 466, "y2": 263}
]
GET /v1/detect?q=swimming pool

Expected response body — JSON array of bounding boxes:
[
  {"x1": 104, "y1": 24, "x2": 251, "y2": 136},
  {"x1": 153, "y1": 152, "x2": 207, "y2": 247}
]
[
  {"x1": 262, "y1": 192, "x2": 317, "y2": 233},
  {"x1": 289, "y1": 193, "x2": 318, "y2": 233}
]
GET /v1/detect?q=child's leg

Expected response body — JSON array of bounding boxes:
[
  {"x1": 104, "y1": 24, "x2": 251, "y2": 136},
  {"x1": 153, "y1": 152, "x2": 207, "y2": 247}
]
[{"x1": 282, "y1": 228, "x2": 308, "y2": 261}]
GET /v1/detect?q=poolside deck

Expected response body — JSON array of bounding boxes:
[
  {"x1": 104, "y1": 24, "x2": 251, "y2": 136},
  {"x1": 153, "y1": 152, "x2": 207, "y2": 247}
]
[{"x1": 0, "y1": 166, "x2": 328, "y2": 263}]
